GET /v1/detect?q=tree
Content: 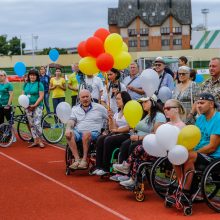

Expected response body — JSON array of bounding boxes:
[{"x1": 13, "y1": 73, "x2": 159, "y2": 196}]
[
  {"x1": 8, "y1": 37, "x2": 25, "y2": 55},
  {"x1": 38, "y1": 47, "x2": 68, "y2": 55},
  {"x1": 0, "y1": 35, "x2": 9, "y2": 55}
]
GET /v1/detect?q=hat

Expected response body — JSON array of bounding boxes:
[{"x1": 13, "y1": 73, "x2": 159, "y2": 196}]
[
  {"x1": 198, "y1": 93, "x2": 217, "y2": 108},
  {"x1": 154, "y1": 57, "x2": 165, "y2": 64},
  {"x1": 138, "y1": 94, "x2": 158, "y2": 103}
]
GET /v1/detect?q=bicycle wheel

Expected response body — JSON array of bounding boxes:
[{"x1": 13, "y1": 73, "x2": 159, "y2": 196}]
[
  {"x1": 41, "y1": 113, "x2": 64, "y2": 144},
  {"x1": 17, "y1": 115, "x2": 33, "y2": 142},
  {"x1": 150, "y1": 157, "x2": 176, "y2": 199},
  {"x1": 201, "y1": 159, "x2": 220, "y2": 212},
  {"x1": 0, "y1": 123, "x2": 13, "y2": 148}
]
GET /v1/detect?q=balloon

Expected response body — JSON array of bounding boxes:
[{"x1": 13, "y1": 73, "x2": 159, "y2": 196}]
[
  {"x1": 94, "y1": 28, "x2": 110, "y2": 42},
  {"x1": 18, "y1": 95, "x2": 29, "y2": 108},
  {"x1": 158, "y1": 86, "x2": 172, "y2": 103},
  {"x1": 56, "y1": 102, "x2": 71, "y2": 124},
  {"x1": 168, "y1": 145, "x2": 189, "y2": 165},
  {"x1": 143, "y1": 134, "x2": 167, "y2": 157},
  {"x1": 49, "y1": 49, "x2": 59, "y2": 62},
  {"x1": 85, "y1": 36, "x2": 104, "y2": 58},
  {"x1": 79, "y1": 57, "x2": 99, "y2": 75},
  {"x1": 177, "y1": 125, "x2": 201, "y2": 150},
  {"x1": 96, "y1": 53, "x2": 114, "y2": 72},
  {"x1": 123, "y1": 100, "x2": 143, "y2": 128},
  {"x1": 104, "y1": 33, "x2": 123, "y2": 56},
  {"x1": 140, "y1": 69, "x2": 160, "y2": 97},
  {"x1": 113, "y1": 51, "x2": 132, "y2": 70},
  {"x1": 155, "y1": 124, "x2": 180, "y2": 151},
  {"x1": 14, "y1": 62, "x2": 26, "y2": 77},
  {"x1": 122, "y1": 42, "x2": 128, "y2": 52},
  {"x1": 77, "y1": 41, "x2": 90, "y2": 58},
  {"x1": 195, "y1": 74, "x2": 204, "y2": 83}
]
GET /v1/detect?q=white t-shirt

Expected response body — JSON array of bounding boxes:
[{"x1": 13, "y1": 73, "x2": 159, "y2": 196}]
[{"x1": 113, "y1": 112, "x2": 128, "y2": 128}]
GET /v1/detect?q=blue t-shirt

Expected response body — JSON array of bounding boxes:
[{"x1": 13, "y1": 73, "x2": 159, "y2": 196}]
[{"x1": 194, "y1": 112, "x2": 220, "y2": 158}]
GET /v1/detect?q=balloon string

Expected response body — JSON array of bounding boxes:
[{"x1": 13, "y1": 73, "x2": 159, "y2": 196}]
[{"x1": 104, "y1": 72, "x2": 110, "y2": 111}]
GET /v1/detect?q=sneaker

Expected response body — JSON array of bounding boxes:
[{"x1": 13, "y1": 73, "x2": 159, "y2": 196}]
[
  {"x1": 110, "y1": 174, "x2": 122, "y2": 182},
  {"x1": 13, "y1": 136, "x2": 17, "y2": 143},
  {"x1": 91, "y1": 169, "x2": 101, "y2": 175},
  {"x1": 118, "y1": 175, "x2": 130, "y2": 182},
  {"x1": 96, "y1": 169, "x2": 109, "y2": 176},
  {"x1": 120, "y1": 177, "x2": 135, "y2": 187},
  {"x1": 113, "y1": 161, "x2": 130, "y2": 175},
  {"x1": 78, "y1": 160, "x2": 88, "y2": 169},
  {"x1": 69, "y1": 159, "x2": 81, "y2": 169}
]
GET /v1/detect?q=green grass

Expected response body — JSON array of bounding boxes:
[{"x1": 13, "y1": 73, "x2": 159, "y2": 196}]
[{"x1": 12, "y1": 82, "x2": 73, "y2": 146}]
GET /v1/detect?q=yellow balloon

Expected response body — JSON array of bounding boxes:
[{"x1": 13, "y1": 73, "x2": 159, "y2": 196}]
[
  {"x1": 122, "y1": 42, "x2": 128, "y2": 52},
  {"x1": 104, "y1": 33, "x2": 123, "y2": 56},
  {"x1": 123, "y1": 100, "x2": 143, "y2": 128},
  {"x1": 113, "y1": 51, "x2": 132, "y2": 70},
  {"x1": 79, "y1": 57, "x2": 99, "y2": 75},
  {"x1": 177, "y1": 125, "x2": 201, "y2": 150}
]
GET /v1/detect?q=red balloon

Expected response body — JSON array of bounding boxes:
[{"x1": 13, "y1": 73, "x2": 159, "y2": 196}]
[
  {"x1": 77, "y1": 41, "x2": 90, "y2": 58},
  {"x1": 85, "y1": 37, "x2": 104, "y2": 58},
  {"x1": 94, "y1": 28, "x2": 110, "y2": 42},
  {"x1": 96, "y1": 53, "x2": 114, "y2": 72}
]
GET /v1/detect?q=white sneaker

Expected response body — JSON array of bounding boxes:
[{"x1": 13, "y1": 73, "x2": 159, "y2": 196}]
[
  {"x1": 96, "y1": 169, "x2": 109, "y2": 176},
  {"x1": 113, "y1": 161, "x2": 130, "y2": 174},
  {"x1": 109, "y1": 174, "x2": 122, "y2": 182},
  {"x1": 118, "y1": 175, "x2": 130, "y2": 182},
  {"x1": 91, "y1": 169, "x2": 100, "y2": 175},
  {"x1": 120, "y1": 177, "x2": 135, "y2": 187},
  {"x1": 13, "y1": 136, "x2": 17, "y2": 143}
]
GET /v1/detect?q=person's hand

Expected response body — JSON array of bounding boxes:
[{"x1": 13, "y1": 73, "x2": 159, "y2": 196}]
[
  {"x1": 28, "y1": 105, "x2": 36, "y2": 111},
  {"x1": 127, "y1": 85, "x2": 134, "y2": 91},
  {"x1": 4, "y1": 105, "x2": 10, "y2": 110},
  {"x1": 110, "y1": 128, "x2": 118, "y2": 133},
  {"x1": 112, "y1": 88, "x2": 118, "y2": 95},
  {"x1": 130, "y1": 135, "x2": 139, "y2": 141},
  {"x1": 108, "y1": 109, "x2": 113, "y2": 119}
]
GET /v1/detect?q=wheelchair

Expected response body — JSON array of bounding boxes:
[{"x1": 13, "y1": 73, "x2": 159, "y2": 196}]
[
  {"x1": 132, "y1": 157, "x2": 176, "y2": 202},
  {"x1": 164, "y1": 158, "x2": 220, "y2": 215}
]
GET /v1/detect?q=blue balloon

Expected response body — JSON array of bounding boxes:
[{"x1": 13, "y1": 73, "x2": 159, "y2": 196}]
[
  {"x1": 49, "y1": 49, "x2": 59, "y2": 62},
  {"x1": 14, "y1": 62, "x2": 26, "y2": 77},
  {"x1": 195, "y1": 74, "x2": 204, "y2": 83}
]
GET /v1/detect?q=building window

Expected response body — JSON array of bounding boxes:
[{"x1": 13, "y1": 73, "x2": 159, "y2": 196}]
[
  {"x1": 140, "y1": 28, "x2": 149, "y2": 36},
  {"x1": 128, "y1": 29, "x2": 137, "y2": 36},
  {"x1": 161, "y1": 27, "x2": 170, "y2": 35},
  {"x1": 129, "y1": 40, "x2": 137, "y2": 47},
  {"x1": 173, "y1": 39, "x2": 182, "y2": 45},
  {"x1": 140, "y1": 40, "x2": 148, "y2": 47},
  {"x1": 173, "y1": 27, "x2": 182, "y2": 34},
  {"x1": 162, "y1": 39, "x2": 170, "y2": 46}
]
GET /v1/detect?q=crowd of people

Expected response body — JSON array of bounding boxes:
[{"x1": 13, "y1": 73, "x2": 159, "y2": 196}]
[{"x1": 0, "y1": 56, "x2": 220, "y2": 211}]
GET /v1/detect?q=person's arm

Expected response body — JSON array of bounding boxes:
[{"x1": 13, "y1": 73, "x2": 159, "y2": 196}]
[
  {"x1": 49, "y1": 78, "x2": 56, "y2": 90},
  {"x1": 197, "y1": 135, "x2": 220, "y2": 154},
  {"x1": 57, "y1": 79, "x2": 66, "y2": 91},
  {"x1": 111, "y1": 125, "x2": 130, "y2": 133},
  {"x1": 29, "y1": 91, "x2": 44, "y2": 111},
  {"x1": 7, "y1": 91, "x2": 13, "y2": 106},
  {"x1": 65, "y1": 119, "x2": 76, "y2": 139},
  {"x1": 126, "y1": 86, "x2": 145, "y2": 95}
]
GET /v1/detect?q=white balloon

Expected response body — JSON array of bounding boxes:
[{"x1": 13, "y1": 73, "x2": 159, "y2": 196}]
[
  {"x1": 56, "y1": 102, "x2": 71, "y2": 124},
  {"x1": 140, "y1": 69, "x2": 160, "y2": 97},
  {"x1": 143, "y1": 134, "x2": 167, "y2": 157},
  {"x1": 155, "y1": 124, "x2": 179, "y2": 151},
  {"x1": 18, "y1": 95, "x2": 29, "y2": 108},
  {"x1": 168, "y1": 145, "x2": 189, "y2": 165},
  {"x1": 158, "y1": 86, "x2": 172, "y2": 103}
]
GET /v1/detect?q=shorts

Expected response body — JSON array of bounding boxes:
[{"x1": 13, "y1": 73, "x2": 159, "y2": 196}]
[
  {"x1": 73, "y1": 129, "x2": 100, "y2": 143},
  {"x1": 195, "y1": 153, "x2": 214, "y2": 170}
]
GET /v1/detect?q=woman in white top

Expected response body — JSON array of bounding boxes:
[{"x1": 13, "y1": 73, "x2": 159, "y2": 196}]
[{"x1": 94, "y1": 91, "x2": 131, "y2": 176}]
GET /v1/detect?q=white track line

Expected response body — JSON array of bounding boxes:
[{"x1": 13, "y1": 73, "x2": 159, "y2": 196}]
[{"x1": 0, "y1": 152, "x2": 130, "y2": 220}]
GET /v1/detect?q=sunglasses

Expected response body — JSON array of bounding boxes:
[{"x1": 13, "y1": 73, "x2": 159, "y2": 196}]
[
  {"x1": 154, "y1": 64, "x2": 162, "y2": 67},
  {"x1": 178, "y1": 72, "x2": 189, "y2": 76},
  {"x1": 163, "y1": 106, "x2": 178, "y2": 111},
  {"x1": 0, "y1": 74, "x2": 5, "y2": 76}
]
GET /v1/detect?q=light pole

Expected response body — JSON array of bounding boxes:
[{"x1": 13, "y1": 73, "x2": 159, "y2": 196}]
[
  {"x1": 201, "y1": 8, "x2": 209, "y2": 48},
  {"x1": 32, "y1": 34, "x2": 39, "y2": 68}
]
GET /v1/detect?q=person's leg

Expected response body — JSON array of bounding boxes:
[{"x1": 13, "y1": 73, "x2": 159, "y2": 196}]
[
  {"x1": 52, "y1": 98, "x2": 58, "y2": 114},
  {"x1": 81, "y1": 131, "x2": 91, "y2": 161},
  {"x1": 71, "y1": 96, "x2": 77, "y2": 107},
  {"x1": 25, "y1": 109, "x2": 37, "y2": 146},
  {"x1": 119, "y1": 139, "x2": 131, "y2": 163},
  {"x1": 128, "y1": 140, "x2": 142, "y2": 155},
  {"x1": 44, "y1": 92, "x2": 51, "y2": 114},
  {"x1": 0, "y1": 107, "x2": 4, "y2": 124},
  {"x1": 95, "y1": 134, "x2": 107, "y2": 168}
]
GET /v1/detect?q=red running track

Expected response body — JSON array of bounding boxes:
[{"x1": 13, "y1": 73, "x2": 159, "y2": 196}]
[{"x1": 0, "y1": 138, "x2": 219, "y2": 220}]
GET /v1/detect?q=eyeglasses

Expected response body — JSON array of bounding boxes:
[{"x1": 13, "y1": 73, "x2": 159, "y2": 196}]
[
  {"x1": 178, "y1": 72, "x2": 189, "y2": 76},
  {"x1": 163, "y1": 106, "x2": 178, "y2": 111},
  {"x1": 154, "y1": 64, "x2": 162, "y2": 67}
]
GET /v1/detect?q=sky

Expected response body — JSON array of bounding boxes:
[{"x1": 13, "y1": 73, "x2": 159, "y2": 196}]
[{"x1": 0, "y1": 0, "x2": 219, "y2": 50}]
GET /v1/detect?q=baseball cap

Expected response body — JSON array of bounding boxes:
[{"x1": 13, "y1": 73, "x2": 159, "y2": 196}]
[
  {"x1": 198, "y1": 93, "x2": 217, "y2": 108},
  {"x1": 154, "y1": 57, "x2": 165, "y2": 64},
  {"x1": 138, "y1": 94, "x2": 158, "y2": 103}
]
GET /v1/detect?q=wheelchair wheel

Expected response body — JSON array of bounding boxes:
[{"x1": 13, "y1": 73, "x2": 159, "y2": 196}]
[
  {"x1": 0, "y1": 123, "x2": 13, "y2": 148},
  {"x1": 42, "y1": 113, "x2": 64, "y2": 144},
  {"x1": 201, "y1": 159, "x2": 220, "y2": 212},
  {"x1": 17, "y1": 115, "x2": 33, "y2": 142},
  {"x1": 150, "y1": 157, "x2": 176, "y2": 199}
]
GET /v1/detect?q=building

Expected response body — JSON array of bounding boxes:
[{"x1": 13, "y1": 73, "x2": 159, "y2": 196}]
[{"x1": 108, "y1": 0, "x2": 192, "y2": 52}]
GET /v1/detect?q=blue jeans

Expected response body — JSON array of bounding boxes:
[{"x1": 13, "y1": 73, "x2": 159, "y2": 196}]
[
  {"x1": 44, "y1": 91, "x2": 51, "y2": 114},
  {"x1": 73, "y1": 128, "x2": 100, "y2": 142},
  {"x1": 52, "y1": 97, "x2": 65, "y2": 114}
]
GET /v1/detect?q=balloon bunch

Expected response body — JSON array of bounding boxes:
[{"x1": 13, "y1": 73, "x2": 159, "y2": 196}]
[
  {"x1": 77, "y1": 28, "x2": 132, "y2": 75},
  {"x1": 143, "y1": 124, "x2": 201, "y2": 165}
]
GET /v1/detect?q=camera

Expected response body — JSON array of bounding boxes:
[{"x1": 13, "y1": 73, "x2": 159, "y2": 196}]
[{"x1": 111, "y1": 83, "x2": 119, "y2": 89}]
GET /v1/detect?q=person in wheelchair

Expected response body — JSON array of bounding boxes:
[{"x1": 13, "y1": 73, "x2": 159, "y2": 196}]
[
  {"x1": 166, "y1": 93, "x2": 220, "y2": 207},
  {"x1": 65, "y1": 89, "x2": 108, "y2": 169}
]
